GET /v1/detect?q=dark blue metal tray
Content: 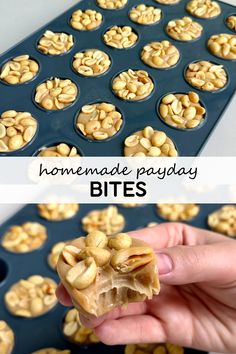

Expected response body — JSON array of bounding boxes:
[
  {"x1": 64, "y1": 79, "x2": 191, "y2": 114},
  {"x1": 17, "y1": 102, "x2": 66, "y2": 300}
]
[
  {"x1": 0, "y1": 0, "x2": 235, "y2": 157},
  {"x1": 0, "y1": 202, "x2": 227, "y2": 353}
]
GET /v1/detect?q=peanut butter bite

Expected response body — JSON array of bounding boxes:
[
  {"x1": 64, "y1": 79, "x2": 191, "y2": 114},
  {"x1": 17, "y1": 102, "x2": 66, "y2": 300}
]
[{"x1": 57, "y1": 231, "x2": 160, "y2": 317}]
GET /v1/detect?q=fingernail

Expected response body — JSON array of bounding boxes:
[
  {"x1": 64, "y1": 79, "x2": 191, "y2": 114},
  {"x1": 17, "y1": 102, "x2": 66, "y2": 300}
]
[{"x1": 156, "y1": 253, "x2": 173, "y2": 275}]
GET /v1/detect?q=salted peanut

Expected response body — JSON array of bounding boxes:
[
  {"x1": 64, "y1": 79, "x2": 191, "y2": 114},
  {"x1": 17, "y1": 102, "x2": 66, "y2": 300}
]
[
  {"x1": 0, "y1": 321, "x2": 14, "y2": 354},
  {"x1": 129, "y1": 5, "x2": 162, "y2": 25},
  {"x1": 97, "y1": 0, "x2": 128, "y2": 9},
  {"x1": 70, "y1": 9, "x2": 102, "y2": 31},
  {"x1": 108, "y1": 233, "x2": 132, "y2": 250},
  {"x1": 48, "y1": 241, "x2": 67, "y2": 270},
  {"x1": 159, "y1": 92, "x2": 206, "y2": 129},
  {"x1": 185, "y1": 60, "x2": 227, "y2": 91},
  {"x1": 112, "y1": 69, "x2": 154, "y2": 101},
  {"x1": 186, "y1": 0, "x2": 221, "y2": 18},
  {"x1": 38, "y1": 204, "x2": 79, "y2": 221},
  {"x1": 0, "y1": 111, "x2": 37, "y2": 152},
  {"x1": 0, "y1": 55, "x2": 39, "y2": 85},
  {"x1": 38, "y1": 143, "x2": 80, "y2": 157},
  {"x1": 63, "y1": 308, "x2": 99, "y2": 344},
  {"x1": 73, "y1": 49, "x2": 111, "y2": 77},
  {"x1": 125, "y1": 343, "x2": 184, "y2": 354},
  {"x1": 76, "y1": 102, "x2": 123, "y2": 141},
  {"x1": 31, "y1": 349, "x2": 70, "y2": 354},
  {"x1": 208, "y1": 33, "x2": 236, "y2": 60},
  {"x1": 208, "y1": 205, "x2": 236, "y2": 237},
  {"x1": 35, "y1": 78, "x2": 78, "y2": 110},
  {"x1": 166, "y1": 17, "x2": 202, "y2": 41},
  {"x1": 103, "y1": 26, "x2": 138, "y2": 49},
  {"x1": 4, "y1": 276, "x2": 58, "y2": 318},
  {"x1": 156, "y1": 204, "x2": 200, "y2": 221},
  {"x1": 1, "y1": 222, "x2": 47, "y2": 253},
  {"x1": 141, "y1": 41, "x2": 180, "y2": 69},
  {"x1": 82, "y1": 206, "x2": 125, "y2": 235},
  {"x1": 226, "y1": 15, "x2": 236, "y2": 32},
  {"x1": 37, "y1": 30, "x2": 74, "y2": 55},
  {"x1": 124, "y1": 126, "x2": 178, "y2": 157},
  {"x1": 155, "y1": 0, "x2": 180, "y2": 4},
  {"x1": 57, "y1": 232, "x2": 160, "y2": 317}
]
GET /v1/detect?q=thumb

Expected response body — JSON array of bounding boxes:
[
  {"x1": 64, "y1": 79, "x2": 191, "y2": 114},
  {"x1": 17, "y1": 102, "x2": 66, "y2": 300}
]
[{"x1": 156, "y1": 240, "x2": 236, "y2": 285}]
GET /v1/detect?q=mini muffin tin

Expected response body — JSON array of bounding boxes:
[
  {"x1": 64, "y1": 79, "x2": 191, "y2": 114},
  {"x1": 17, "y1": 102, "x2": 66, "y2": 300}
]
[
  {"x1": 0, "y1": 202, "x2": 231, "y2": 354},
  {"x1": 0, "y1": 0, "x2": 235, "y2": 156}
]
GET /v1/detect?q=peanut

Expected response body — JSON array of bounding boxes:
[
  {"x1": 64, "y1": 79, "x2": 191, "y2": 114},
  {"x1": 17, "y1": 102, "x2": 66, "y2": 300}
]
[{"x1": 37, "y1": 30, "x2": 74, "y2": 55}]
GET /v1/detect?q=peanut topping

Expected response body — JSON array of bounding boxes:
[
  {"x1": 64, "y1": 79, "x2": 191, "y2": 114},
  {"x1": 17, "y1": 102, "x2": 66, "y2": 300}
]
[
  {"x1": 155, "y1": 0, "x2": 180, "y2": 4},
  {"x1": 0, "y1": 111, "x2": 37, "y2": 153},
  {"x1": 37, "y1": 31, "x2": 73, "y2": 55},
  {"x1": 82, "y1": 206, "x2": 125, "y2": 235},
  {"x1": 124, "y1": 126, "x2": 178, "y2": 157},
  {"x1": 0, "y1": 321, "x2": 14, "y2": 354},
  {"x1": 35, "y1": 78, "x2": 78, "y2": 111},
  {"x1": 0, "y1": 55, "x2": 39, "y2": 84},
  {"x1": 156, "y1": 204, "x2": 200, "y2": 221},
  {"x1": 166, "y1": 17, "x2": 203, "y2": 41},
  {"x1": 129, "y1": 5, "x2": 162, "y2": 25},
  {"x1": 226, "y1": 15, "x2": 236, "y2": 32},
  {"x1": 112, "y1": 69, "x2": 154, "y2": 101},
  {"x1": 38, "y1": 204, "x2": 79, "y2": 221},
  {"x1": 111, "y1": 246, "x2": 153, "y2": 273},
  {"x1": 63, "y1": 308, "x2": 99, "y2": 344},
  {"x1": 1, "y1": 222, "x2": 47, "y2": 253},
  {"x1": 38, "y1": 143, "x2": 80, "y2": 157},
  {"x1": 48, "y1": 241, "x2": 67, "y2": 270},
  {"x1": 159, "y1": 92, "x2": 206, "y2": 129},
  {"x1": 186, "y1": 0, "x2": 221, "y2": 18},
  {"x1": 185, "y1": 61, "x2": 227, "y2": 91},
  {"x1": 141, "y1": 41, "x2": 180, "y2": 69},
  {"x1": 208, "y1": 205, "x2": 236, "y2": 237},
  {"x1": 103, "y1": 26, "x2": 138, "y2": 49},
  {"x1": 97, "y1": 0, "x2": 128, "y2": 10},
  {"x1": 125, "y1": 343, "x2": 184, "y2": 354},
  {"x1": 76, "y1": 102, "x2": 123, "y2": 141},
  {"x1": 70, "y1": 9, "x2": 103, "y2": 31},
  {"x1": 208, "y1": 33, "x2": 236, "y2": 60},
  {"x1": 4, "y1": 276, "x2": 58, "y2": 318},
  {"x1": 73, "y1": 49, "x2": 111, "y2": 77}
]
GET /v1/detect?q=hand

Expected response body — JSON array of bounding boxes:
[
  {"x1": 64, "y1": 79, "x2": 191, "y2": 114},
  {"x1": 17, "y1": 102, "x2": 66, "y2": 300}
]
[{"x1": 56, "y1": 223, "x2": 236, "y2": 353}]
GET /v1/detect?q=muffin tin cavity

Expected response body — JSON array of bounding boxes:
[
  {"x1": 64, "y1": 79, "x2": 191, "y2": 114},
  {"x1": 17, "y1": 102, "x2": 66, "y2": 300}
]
[
  {"x1": 208, "y1": 205, "x2": 236, "y2": 237},
  {"x1": 0, "y1": 111, "x2": 38, "y2": 153},
  {"x1": 72, "y1": 49, "x2": 111, "y2": 77},
  {"x1": 124, "y1": 126, "x2": 178, "y2": 157},
  {"x1": 96, "y1": 0, "x2": 128, "y2": 10},
  {"x1": 37, "y1": 31, "x2": 74, "y2": 56},
  {"x1": 129, "y1": 4, "x2": 162, "y2": 25},
  {"x1": 103, "y1": 25, "x2": 138, "y2": 49},
  {"x1": 0, "y1": 320, "x2": 14, "y2": 354},
  {"x1": 141, "y1": 41, "x2": 180, "y2": 69},
  {"x1": 76, "y1": 102, "x2": 123, "y2": 142},
  {"x1": 207, "y1": 33, "x2": 236, "y2": 60},
  {"x1": 38, "y1": 204, "x2": 79, "y2": 221},
  {"x1": 112, "y1": 69, "x2": 154, "y2": 101},
  {"x1": 37, "y1": 143, "x2": 81, "y2": 157},
  {"x1": 185, "y1": 60, "x2": 228, "y2": 91},
  {"x1": 158, "y1": 92, "x2": 206, "y2": 130},
  {"x1": 186, "y1": 0, "x2": 221, "y2": 19},
  {"x1": 226, "y1": 15, "x2": 236, "y2": 32},
  {"x1": 155, "y1": 0, "x2": 180, "y2": 4},
  {"x1": 1, "y1": 222, "x2": 47, "y2": 254},
  {"x1": 70, "y1": 9, "x2": 103, "y2": 31},
  {"x1": 166, "y1": 17, "x2": 203, "y2": 42},
  {"x1": 156, "y1": 204, "x2": 200, "y2": 221},
  {"x1": 0, "y1": 55, "x2": 39, "y2": 85},
  {"x1": 34, "y1": 78, "x2": 78, "y2": 111}
]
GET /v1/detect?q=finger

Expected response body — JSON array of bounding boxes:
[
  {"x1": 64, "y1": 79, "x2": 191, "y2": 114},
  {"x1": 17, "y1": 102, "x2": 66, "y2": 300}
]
[
  {"x1": 80, "y1": 302, "x2": 147, "y2": 329},
  {"x1": 94, "y1": 315, "x2": 166, "y2": 345},
  {"x1": 129, "y1": 222, "x2": 228, "y2": 250},
  {"x1": 156, "y1": 240, "x2": 236, "y2": 285},
  {"x1": 56, "y1": 283, "x2": 73, "y2": 306}
]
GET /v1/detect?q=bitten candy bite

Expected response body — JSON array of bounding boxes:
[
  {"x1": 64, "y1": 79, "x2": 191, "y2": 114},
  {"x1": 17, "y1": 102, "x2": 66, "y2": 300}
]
[{"x1": 57, "y1": 231, "x2": 160, "y2": 317}]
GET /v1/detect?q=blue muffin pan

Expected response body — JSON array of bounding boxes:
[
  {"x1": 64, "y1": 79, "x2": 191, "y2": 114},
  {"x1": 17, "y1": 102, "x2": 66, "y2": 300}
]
[
  {"x1": 0, "y1": 202, "x2": 230, "y2": 353},
  {"x1": 0, "y1": 0, "x2": 235, "y2": 156}
]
